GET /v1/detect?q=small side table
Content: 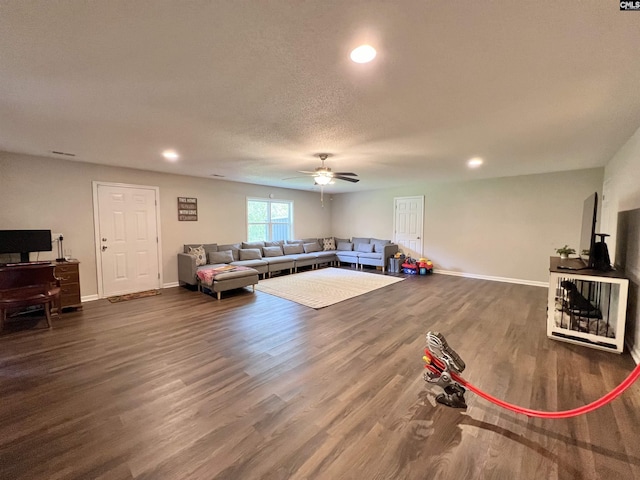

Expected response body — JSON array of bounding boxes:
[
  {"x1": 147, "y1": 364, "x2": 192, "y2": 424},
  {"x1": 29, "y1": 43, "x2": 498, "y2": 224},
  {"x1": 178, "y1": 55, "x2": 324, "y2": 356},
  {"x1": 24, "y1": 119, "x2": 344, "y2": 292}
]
[{"x1": 54, "y1": 260, "x2": 82, "y2": 310}]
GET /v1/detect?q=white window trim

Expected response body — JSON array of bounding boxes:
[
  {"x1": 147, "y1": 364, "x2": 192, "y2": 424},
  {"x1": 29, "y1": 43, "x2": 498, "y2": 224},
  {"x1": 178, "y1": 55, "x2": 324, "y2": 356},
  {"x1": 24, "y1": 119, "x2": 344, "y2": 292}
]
[{"x1": 246, "y1": 197, "x2": 294, "y2": 241}]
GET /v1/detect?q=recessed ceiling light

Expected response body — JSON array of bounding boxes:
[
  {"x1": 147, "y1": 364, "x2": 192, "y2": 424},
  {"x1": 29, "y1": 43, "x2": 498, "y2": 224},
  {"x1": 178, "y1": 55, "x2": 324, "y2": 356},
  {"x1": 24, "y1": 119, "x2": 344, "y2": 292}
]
[
  {"x1": 350, "y1": 45, "x2": 377, "y2": 63},
  {"x1": 468, "y1": 157, "x2": 483, "y2": 168},
  {"x1": 162, "y1": 150, "x2": 179, "y2": 161}
]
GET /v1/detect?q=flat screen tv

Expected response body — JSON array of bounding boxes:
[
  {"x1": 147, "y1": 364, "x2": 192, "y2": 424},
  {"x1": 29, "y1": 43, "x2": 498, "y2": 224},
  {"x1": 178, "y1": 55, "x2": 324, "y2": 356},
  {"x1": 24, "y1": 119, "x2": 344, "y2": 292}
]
[
  {"x1": 0, "y1": 230, "x2": 52, "y2": 263},
  {"x1": 578, "y1": 192, "x2": 598, "y2": 268}
]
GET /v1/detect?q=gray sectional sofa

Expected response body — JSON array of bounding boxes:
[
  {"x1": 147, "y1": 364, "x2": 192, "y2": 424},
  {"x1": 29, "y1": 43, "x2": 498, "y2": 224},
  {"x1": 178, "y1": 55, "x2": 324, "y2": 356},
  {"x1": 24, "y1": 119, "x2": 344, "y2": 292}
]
[{"x1": 178, "y1": 237, "x2": 399, "y2": 288}]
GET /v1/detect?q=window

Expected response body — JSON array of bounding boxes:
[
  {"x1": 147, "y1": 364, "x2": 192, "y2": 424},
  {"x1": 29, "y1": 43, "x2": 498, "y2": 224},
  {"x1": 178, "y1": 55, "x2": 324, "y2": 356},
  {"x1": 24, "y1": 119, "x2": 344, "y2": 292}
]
[{"x1": 247, "y1": 198, "x2": 293, "y2": 242}]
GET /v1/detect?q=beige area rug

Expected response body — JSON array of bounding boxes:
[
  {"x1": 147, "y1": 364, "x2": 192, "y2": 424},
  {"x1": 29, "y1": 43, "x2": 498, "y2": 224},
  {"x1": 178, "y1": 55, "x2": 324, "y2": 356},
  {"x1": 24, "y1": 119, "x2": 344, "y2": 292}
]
[{"x1": 255, "y1": 267, "x2": 404, "y2": 309}]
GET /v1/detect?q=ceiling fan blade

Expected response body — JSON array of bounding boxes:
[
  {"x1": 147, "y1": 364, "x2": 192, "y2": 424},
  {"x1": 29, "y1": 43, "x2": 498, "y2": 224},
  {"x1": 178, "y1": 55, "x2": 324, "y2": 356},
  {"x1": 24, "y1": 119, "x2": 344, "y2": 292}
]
[
  {"x1": 297, "y1": 170, "x2": 317, "y2": 174},
  {"x1": 283, "y1": 175, "x2": 313, "y2": 180},
  {"x1": 333, "y1": 172, "x2": 358, "y2": 176},
  {"x1": 333, "y1": 176, "x2": 360, "y2": 183}
]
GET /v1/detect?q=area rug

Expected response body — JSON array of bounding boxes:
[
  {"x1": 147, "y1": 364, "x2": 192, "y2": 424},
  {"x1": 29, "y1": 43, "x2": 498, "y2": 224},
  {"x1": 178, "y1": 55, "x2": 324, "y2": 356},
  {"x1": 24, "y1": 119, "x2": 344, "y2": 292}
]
[
  {"x1": 255, "y1": 267, "x2": 404, "y2": 309},
  {"x1": 107, "y1": 289, "x2": 161, "y2": 303}
]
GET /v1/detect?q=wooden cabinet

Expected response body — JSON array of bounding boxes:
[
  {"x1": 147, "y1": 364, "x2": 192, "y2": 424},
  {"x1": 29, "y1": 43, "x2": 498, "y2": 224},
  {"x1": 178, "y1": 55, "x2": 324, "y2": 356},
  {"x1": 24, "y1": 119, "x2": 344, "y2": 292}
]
[
  {"x1": 547, "y1": 257, "x2": 628, "y2": 353},
  {"x1": 54, "y1": 260, "x2": 82, "y2": 310}
]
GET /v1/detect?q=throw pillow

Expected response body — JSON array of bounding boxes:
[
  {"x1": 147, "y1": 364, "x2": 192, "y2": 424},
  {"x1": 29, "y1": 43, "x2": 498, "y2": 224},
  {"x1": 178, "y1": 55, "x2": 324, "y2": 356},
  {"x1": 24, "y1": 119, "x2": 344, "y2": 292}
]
[
  {"x1": 205, "y1": 248, "x2": 220, "y2": 264},
  {"x1": 322, "y1": 237, "x2": 336, "y2": 251},
  {"x1": 334, "y1": 237, "x2": 349, "y2": 246},
  {"x1": 356, "y1": 243, "x2": 374, "y2": 253},
  {"x1": 337, "y1": 242, "x2": 354, "y2": 251},
  {"x1": 239, "y1": 248, "x2": 262, "y2": 260},
  {"x1": 303, "y1": 242, "x2": 321, "y2": 253},
  {"x1": 283, "y1": 243, "x2": 304, "y2": 255},
  {"x1": 262, "y1": 246, "x2": 284, "y2": 257},
  {"x1": 371, "y1": 238, "x2": 390, "y2": 253},
  {"x1": 184, "y1": 243, "x2": 216, "y2": 254},
  {"x1": 188, "y1": 245, "x2": 207, "y2": 266},
  {"x1": 265, "y1": 240, "x2": 284, "y2": 247},
  {"x1": 217, "y1": 243, "x2": 241, "y2": 261},
  {"x1": 242, "y1": 241, "x2": 265, "y2": 249},
  {"x1": 352, "y1": 237, "x2": 370, "y2": 246},
  {"x1": 302, "y1": 237, "x2": 321, "y2": 246},
  {"x1": 209, "y1": 250, "x2": 234, "y2": 264}
]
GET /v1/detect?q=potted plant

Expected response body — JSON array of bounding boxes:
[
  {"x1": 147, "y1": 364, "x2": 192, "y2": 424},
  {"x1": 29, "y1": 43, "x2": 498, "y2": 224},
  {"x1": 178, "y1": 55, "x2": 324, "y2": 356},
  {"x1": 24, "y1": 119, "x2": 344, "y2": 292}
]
[{"x1": 555, "y1": 245, "x2": 576, "y2": 259}]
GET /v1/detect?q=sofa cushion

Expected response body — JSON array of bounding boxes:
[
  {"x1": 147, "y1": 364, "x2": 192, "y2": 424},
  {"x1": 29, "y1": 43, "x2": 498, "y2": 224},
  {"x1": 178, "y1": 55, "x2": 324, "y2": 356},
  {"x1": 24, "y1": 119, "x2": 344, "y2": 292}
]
[
  {"x1": 209, "y1": 250, "x2": 234, "y2": 264},
  {"x1": 302, "y1": 237, "x2": 321, "y2": 247},
  {"x1": 286, "y1": 239, "x2": 304, "y2": 245},
  {"x1": 352, "y1": 237, "x2": 370, "y2": 245},
  {"x1": 337, "y1": 242, "x2": 353, "y2": 251},
  {"x1": 217, "y1": 243, "x2": 241, "y2": 261},
  {"x1": 370, "y1": 238, "x2": 390, "y2": 253},
  {"x1": 265, "y1": 240, "x2": 284, "y2": 247},
  {"x1": 356, "y1": 243, "x2": 374, "y2": 253},
  {"x1": 334, "y1": 237, "x2": 349, "y2": 246},
  {"x1": 242, "y1": 241, "x2": 265, "y2": 249},
  {"x1": 357, "y1": 252, "x2": 382, "y2": 259},
  {"x1": 303, "y1": 242, "x2": 321, "y2": 253},
  {"x1": 322, "y1": 237, "x2": 336, "y2": 251},
  {"x1": 205, "y1": 249, "x2": 220, "y2": 264},
  {"x1": 187, "y1": 245, "x2": 207, "y2": 266},
  {"x1": 283, "y1": 243, "x2": 304, "y2": 255},
  {"x1": 262, "y1": 245, "x2": 284, "y2": 257},
  {"x1": 240, "y1": 248, "x2": 262, "y2": 260}
]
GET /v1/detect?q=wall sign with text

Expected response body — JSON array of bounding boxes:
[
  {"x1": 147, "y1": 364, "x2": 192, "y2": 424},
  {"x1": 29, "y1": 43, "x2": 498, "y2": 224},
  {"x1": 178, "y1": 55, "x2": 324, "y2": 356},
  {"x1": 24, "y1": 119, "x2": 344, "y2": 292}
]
[{"x1": 178, "y1": 197, "x2": 198, "y2": 221}]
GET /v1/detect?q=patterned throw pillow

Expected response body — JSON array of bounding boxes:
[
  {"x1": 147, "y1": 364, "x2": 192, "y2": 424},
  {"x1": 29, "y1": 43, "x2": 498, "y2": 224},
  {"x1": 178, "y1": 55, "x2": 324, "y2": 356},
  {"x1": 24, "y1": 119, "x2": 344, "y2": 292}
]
[
  {"x1": 322, "y1": 237, "x2": 336, "y2": 251},
  {"x1": 188, "y1": 245, "x2": 207, "y2": 266}
]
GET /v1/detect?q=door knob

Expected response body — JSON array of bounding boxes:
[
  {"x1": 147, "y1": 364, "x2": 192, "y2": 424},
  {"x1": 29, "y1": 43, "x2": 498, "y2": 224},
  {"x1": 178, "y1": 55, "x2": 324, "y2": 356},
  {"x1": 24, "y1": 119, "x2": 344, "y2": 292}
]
[
  {"x1": 102, "y1": 245, "x2": 108, "y2": 251},
  {"x1": 417, "y1": 236, "x2": 421, "y2": 239}
]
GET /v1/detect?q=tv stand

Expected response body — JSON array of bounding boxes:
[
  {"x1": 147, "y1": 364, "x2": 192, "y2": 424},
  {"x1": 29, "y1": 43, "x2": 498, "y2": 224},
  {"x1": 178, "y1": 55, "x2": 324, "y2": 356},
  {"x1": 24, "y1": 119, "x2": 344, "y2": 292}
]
[{"x1": 547, "y1": 257, "x2": 628, "y2": 353}]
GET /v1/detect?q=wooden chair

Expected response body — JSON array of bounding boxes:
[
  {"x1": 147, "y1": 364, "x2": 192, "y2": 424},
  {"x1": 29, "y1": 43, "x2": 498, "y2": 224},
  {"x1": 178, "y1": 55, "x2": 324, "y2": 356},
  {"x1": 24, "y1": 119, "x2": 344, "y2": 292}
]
[{"x1": 0, "y1": 264, "x2": 61, "y2": 333}]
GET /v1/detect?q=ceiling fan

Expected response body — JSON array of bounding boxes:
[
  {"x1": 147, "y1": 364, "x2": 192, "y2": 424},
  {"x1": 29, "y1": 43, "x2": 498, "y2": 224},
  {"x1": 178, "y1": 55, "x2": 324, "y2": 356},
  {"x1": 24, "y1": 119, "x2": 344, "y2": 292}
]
[{"x1": 293, "y1": 153, "x2": 360, "y2": 186}]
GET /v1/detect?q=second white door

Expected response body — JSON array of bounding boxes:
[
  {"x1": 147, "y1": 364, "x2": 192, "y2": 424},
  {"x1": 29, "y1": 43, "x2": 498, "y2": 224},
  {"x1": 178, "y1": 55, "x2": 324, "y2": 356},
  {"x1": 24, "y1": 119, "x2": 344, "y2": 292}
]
[{"x1": 394, "y1": 196, "x2": 424, "y2": 259}]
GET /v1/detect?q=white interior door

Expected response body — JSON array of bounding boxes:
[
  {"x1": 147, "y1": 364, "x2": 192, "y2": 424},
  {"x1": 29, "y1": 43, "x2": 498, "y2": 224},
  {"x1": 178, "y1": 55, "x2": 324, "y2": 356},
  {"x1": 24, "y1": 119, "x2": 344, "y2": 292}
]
[
  {"x1": 95, "y1": 183, "x2": 161, "y2": 297},
  {"x1": 394, "y1": 196, "x2": 424, "y2": 259}
]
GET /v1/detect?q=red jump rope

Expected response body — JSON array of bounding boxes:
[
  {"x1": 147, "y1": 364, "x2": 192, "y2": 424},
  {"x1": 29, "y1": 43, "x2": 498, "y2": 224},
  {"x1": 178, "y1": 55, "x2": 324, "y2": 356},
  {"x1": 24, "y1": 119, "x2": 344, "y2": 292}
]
[{"x1": 423, "y1": 332, "x2": 640, "y2": 419}]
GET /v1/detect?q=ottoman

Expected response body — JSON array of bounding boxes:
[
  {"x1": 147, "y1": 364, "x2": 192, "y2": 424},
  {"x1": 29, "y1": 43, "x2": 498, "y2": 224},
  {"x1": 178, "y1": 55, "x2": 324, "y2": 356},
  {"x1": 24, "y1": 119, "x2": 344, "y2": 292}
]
[{"x1": 196, "y1": 265, "x2": 259, "y2": 300}]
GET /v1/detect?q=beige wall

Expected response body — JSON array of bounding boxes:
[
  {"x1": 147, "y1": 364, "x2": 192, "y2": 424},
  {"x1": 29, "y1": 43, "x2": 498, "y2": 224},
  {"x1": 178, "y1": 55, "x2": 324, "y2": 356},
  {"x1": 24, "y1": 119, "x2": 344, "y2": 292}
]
[
  {"x1": 0, "y1": 152, "x2": 332, "y2": 297},
  {"x1": 603, "y1": 125, "x2": 640, "y2": 361},
  {"x1": 332, "y1": 168, "x2": 604, "y2": 284}
]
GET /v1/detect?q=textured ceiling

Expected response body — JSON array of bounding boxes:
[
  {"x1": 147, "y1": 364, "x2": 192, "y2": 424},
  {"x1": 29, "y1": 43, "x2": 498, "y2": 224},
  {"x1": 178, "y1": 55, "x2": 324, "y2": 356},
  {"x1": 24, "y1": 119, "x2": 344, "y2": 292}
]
[{"x1": 1, "y1": 1, "x2": 640, "y2": 193}]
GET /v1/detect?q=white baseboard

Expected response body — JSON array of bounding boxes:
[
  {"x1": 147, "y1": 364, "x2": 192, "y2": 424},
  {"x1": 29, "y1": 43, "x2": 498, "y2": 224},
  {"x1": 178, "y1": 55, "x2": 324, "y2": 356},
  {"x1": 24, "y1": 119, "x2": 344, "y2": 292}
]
[
  {"x1": 627, "y1": 340, "x2": 640, "y2": 364},
  {"x1": 80, "y1": 283, "x2": 177, "y2": 302},
  {"x1": 434, "y1": 269, "x2": 548, "y2": 288}
]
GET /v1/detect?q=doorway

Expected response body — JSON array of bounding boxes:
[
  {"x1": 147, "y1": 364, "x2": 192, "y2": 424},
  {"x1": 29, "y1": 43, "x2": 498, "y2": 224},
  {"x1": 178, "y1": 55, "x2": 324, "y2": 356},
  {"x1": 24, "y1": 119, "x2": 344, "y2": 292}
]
[
  {"x1": 393, "y1": 196, "x2": 424, "y2": 259},
  {"x1": 93, "y1": 182, "x2": 162, "y2": 298}
]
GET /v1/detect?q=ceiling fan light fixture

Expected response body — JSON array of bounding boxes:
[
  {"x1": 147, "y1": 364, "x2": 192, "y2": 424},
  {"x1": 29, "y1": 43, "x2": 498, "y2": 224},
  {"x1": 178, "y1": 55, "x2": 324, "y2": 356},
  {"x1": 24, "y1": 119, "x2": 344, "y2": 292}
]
[{"x1": 315, "y1": 175, "x2": 332, "y2": 185}]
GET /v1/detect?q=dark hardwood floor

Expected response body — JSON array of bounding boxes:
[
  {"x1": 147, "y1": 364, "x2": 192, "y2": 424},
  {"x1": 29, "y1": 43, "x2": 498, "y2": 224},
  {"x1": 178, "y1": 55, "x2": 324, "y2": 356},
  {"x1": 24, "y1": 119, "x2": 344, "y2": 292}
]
[{"x1": 1, "y1": 269, "x2": 639, "y2": 479}]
